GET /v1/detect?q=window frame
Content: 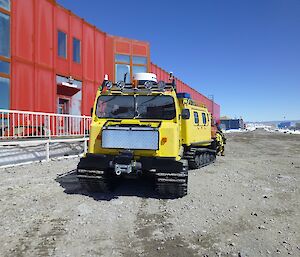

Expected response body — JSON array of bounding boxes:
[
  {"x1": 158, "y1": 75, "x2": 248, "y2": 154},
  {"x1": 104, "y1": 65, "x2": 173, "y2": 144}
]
[
  {"x1": 135, "y1": 95, "x2": 176, "y2": 120},
  {"x1": 0, "y1": 2, "x2": 11, "y2": 110},
  {"x1": 132, "y1": 56, "x2": 147, "y2": 65},
  {"x1": 194, "y1": 111, "x2": 199, "y2": 124},
  {"x1": 132, "y1": 65, "x2": 147, "y2": 75},
  {"x1": 0, "y1": 10, "x2": 10, "y2": 60},
  {"x1": 72, "y1": 37, "x2": 81, "y2": 64},
  {"x1": 57, "y1": 30, "x2": 67, "y2": 59},
  {"x1": 115, "y1": 63, "x2": 131, "y2": 83},
  {"x1": 0, "y1": 0, "x2": 10, "y2": 12},
  {"x1": 96, "y1": 95, "x2": 176, "y2": 120},
  {"x1": 115, "y1": 54, "x2": 130, "y2": 83},
  {"x1": 0, "y1": 76, "x2": 10, "y2": 109},
  {"x1": 202, "y1": 113, "x2": 207, "y2": 125},
  {"x1": 114, "y1": 54, "x2": 148, "y2": 82},
  {"x1": 132, "y1": 55, "x2": 148, "y2": 78},
  {"x1": 115, "y1": 54, "x2": 130, "y2": 64},
  {"x1": 0, "y1": 59, "x2": 10, "y2": 75},
  {"x1": 96, "y1": 95, "x2": 135, "y2": 119}
]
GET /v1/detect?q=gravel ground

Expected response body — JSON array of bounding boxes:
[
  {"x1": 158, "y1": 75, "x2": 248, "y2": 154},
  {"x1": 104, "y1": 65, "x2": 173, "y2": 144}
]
[{"x1": 0, "y1": 129, "x2": 299, "y2": 257}]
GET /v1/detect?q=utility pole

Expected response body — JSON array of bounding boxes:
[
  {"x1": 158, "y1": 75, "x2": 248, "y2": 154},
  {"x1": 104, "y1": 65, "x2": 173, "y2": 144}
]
[{"x1": 208, "y1": 95, "x2": 214, "y2": 117}]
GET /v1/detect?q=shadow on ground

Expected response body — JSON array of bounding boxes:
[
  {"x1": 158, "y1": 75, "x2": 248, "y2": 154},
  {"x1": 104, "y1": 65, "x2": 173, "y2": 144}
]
[{"x1": 55, "y1": 169, "x2": 160, "y2": 201}]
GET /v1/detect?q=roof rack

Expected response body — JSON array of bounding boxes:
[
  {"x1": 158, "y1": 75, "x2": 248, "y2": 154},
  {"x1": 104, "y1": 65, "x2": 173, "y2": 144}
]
[
  {"x1": 178, "y1": 96, "x2": 207, "y2": 109},
  {"x1": 100, "y1": 79, "x2": 176, "y2": 93}
]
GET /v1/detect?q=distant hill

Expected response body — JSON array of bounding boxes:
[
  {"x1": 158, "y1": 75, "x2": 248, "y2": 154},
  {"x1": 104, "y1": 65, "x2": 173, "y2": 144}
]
[
  {"x1": 246, "y1": 120, "x2": 300, "y2": 127},
  {"x1": 246, "y1": 120, "x2": 300, "y2": 124}
]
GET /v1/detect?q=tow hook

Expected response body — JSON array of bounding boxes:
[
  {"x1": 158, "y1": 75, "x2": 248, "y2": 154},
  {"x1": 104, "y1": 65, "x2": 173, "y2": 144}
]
[
  {"x1": 112, "y1": 161, "x2": 142, "y2": 175},
  {"x1": 115, "y1": 164, "x2": 132, "y2": 175}
]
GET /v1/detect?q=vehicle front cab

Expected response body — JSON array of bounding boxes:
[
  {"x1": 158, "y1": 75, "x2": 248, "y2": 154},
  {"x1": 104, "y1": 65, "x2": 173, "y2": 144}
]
[{"x1": 85, "y1": 73, "x2": 184, "y2": 176}]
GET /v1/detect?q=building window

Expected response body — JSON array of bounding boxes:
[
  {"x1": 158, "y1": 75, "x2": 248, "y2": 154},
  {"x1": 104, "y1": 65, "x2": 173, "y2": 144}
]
[
  {"x1": 133, "y1": 56, "x2": 147, "y2": 65},
  {"x1": 115, "y1": 54, "x2": 130, "y2": 63},
  {"x1": 0, "y1": 3, "x2": 10, "y2": 110},
  {"x1": 115, "y1": 64, "x2": 131, "y2": 83},
  {"x1": 73, "y1": 38, "x2": 81, "y2": 63},
  {"x1": 202, "y1": 113, "x2": 207, "y2": 125},
  {"x1": 0, "y1": 77, "x2": 9, "y2": 109},
  {"x1": 115, "y1": 54, "x2": 131, "y2": 83},
  {"x1": 132, "y1": 56, "x2": 147, "y2": 76},
  {"x1": 132, "y1": 65, "x2": 147, "y2": 75},
  {"x1": 58, "y1": 31, "x2": 67, "y2": 59},
  {"x1": 114, "y1": 54, "x2": 148, "y2": 82},
  {"x1": 194, "y1": 112, "x2": 199, "y2": 124},
  {"x1": 0, "y1": 0, "x2": 10, "y2": 11},
  {"x1": 0, "y1": 12, "x2": 10, "y2": 58},
  {"x1": 0, "y1": 60, "x2": 9, "y2": 74}
]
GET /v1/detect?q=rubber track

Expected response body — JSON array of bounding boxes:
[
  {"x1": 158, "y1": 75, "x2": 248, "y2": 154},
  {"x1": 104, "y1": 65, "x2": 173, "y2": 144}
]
[
  {"x1": 184, "y1": 149, "x2": 216, "y2": 170},
  {"x1": 154, "y1": 161, "x2": 188, "y2": 198},
  {"x1": 77, "y1": 169, "x2": 112, "y2": 193}
]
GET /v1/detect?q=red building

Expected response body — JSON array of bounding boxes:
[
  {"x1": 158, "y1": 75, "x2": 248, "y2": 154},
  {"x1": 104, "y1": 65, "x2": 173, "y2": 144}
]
[{"x1": 0, "y1": 0, "x2": 220, "y2": 120}]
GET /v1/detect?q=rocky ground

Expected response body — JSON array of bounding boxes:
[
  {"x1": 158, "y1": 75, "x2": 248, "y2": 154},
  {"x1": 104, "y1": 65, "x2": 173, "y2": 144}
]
[{"x1": 0, "y1": 129, "x2": 299, "y2": 257}]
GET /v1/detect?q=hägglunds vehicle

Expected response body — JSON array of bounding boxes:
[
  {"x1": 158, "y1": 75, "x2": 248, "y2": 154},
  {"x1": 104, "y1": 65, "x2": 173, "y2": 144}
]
[{"x1": 77, "y1": 73, "x2": 223, "y2": 198}]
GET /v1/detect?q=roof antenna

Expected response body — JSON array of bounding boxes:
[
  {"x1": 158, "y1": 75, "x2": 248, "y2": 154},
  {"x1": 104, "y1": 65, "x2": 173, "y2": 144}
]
[
  {"x1": 124, "y1": 72, "x2": 128, "y2": 83},
  {"x1": 169, "y1": 71, "x2": 176, "y2": 91}
]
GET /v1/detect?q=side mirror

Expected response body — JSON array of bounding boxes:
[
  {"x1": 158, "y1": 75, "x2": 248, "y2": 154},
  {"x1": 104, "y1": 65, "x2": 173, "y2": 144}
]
[
  {"x1": 181, "y1": 109, "x2": 190, "y2": 120},
  {"x1": 90, "y1": 107, "x2": 94, "y2": 117}
]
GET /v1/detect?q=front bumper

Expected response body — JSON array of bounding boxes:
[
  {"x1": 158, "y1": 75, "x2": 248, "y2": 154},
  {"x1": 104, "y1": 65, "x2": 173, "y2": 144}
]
[{"x1": 77, "y1": 153, "x2": 183, "y2": 173}]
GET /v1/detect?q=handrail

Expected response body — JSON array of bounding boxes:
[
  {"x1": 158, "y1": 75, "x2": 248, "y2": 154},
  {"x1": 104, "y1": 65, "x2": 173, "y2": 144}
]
[{"x1": 0, "y1": 109, "x2": 92, "y2": 140}]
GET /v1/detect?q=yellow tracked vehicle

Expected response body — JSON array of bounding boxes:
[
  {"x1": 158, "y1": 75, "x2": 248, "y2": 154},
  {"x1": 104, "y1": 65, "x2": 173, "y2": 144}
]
[{"x1": 77, "y1": 73, "x2": 222, "y2": 198}]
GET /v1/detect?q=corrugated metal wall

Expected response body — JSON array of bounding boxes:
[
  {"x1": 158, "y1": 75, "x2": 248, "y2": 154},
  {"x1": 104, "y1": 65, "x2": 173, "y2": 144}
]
[
  {"x1": 151, "y1": 63, "x2": 220, "y2": 120},
  {"x1": 11, "y1": 0, "x2": 151, "y2": 115},
  {"x1": 11, "y1": 0, "x2": 110, "y2": 115},
  {"x1": 105, "y1": 35, "x2": 150, "y2": 84},
  {"x1": 10, "y1": 0, "x2": 220, "y2": 119}
]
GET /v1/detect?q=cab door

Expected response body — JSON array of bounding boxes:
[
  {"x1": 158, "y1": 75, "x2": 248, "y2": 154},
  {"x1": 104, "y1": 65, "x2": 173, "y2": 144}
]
[{"x1": 200, "y1": 112, "x2": 210, "y2": 141}]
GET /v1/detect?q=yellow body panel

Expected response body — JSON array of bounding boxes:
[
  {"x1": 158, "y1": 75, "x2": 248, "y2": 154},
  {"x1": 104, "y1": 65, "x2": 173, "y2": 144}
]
[
  {"x1": 89, "y1": 119, "x2": 180, "y2": 158},
  {"x1": 179, "y1": 99, "x2": 212, "y2": 147},
  {"x1": 88, "y1": 89, "x2": 212, "y2": 160},
  {"x1": 88, "y1": 90, "x2": 181, "y2": 159}
]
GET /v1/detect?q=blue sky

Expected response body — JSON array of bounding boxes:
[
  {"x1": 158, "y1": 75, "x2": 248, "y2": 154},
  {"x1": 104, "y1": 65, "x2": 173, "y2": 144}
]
[{"x1": 58, "y1": 0, "x2": 300, "y2": 122}]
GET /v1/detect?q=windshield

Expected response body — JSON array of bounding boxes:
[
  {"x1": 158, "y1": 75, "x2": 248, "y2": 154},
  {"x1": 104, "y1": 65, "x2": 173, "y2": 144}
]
[
  {"x1": 96, "y1": 95, "x2": 176, "y2": 120},
  {"x1": 96, "y1": 96, "x2": 135, "y2": 119},
  {"x1": 136, "y1": 96, "x2": 176, "y2": 119}
]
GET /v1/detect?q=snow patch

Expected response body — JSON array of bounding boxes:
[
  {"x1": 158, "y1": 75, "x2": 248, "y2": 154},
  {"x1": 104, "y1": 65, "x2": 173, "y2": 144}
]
[
  {"x1": 245, "y1": 123, "x2": 300, "y2": 135},
  {"x1": 223, "y1": 129, "x2": 248, "y2": 134},
  {"x1": 265, "y1": 128, "x2": 300, "y2": 135}
]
